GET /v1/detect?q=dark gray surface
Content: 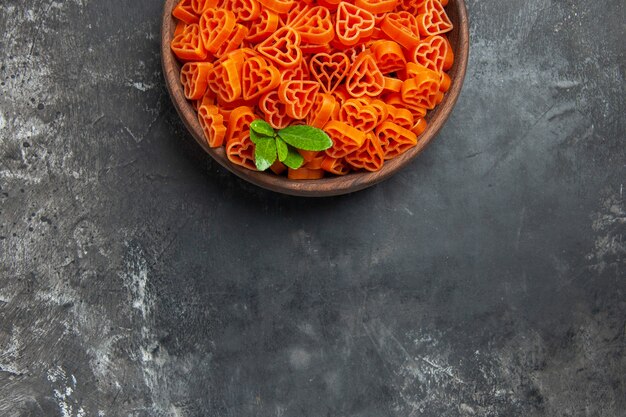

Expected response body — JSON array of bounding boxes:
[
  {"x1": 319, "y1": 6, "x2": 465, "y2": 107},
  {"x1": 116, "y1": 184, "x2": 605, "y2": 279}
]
[{"x1": 1, "y1": 0, "x2": 625, "y2": 416}]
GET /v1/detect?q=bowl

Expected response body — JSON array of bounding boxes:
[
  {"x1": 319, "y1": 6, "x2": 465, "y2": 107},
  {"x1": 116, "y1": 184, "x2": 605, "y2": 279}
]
[{"x1": 161, "y1": 0, "x2": 469, "y2": 197}]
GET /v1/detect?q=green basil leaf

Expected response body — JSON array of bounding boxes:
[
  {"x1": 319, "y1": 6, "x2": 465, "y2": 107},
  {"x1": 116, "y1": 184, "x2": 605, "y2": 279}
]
[
  {"x1": 276, "y1": 137, "x2": 289, "y2": 162},
  {"x1": 250, "y1": 119, "x2": 275, "y2": 137},
  {"x1": 250, "y1": 129, "x2": 265, "y2": 145},
  {"x1": 254, "y1": 137, "x2": 277, "y2": 171},
  {"x1": 277, "y1": 125, "x2": 333, "y2": 151},
  {"x1": 282, "y1": 146, "x2": 304, "y2": 169}
]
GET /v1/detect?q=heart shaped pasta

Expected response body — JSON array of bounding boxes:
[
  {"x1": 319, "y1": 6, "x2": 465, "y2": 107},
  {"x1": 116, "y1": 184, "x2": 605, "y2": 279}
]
[
  {"x1": 241, "y1": 57, "x2": 281, "y2": 100},
  {"x1": 198, "y1": 104, "x2": 227, "y2": 147},
  {"x1": 199, "y1": 8, "x2": 236, "y2": 53},
  {"x1": 417, "y1": 0, "x2": 453, "y2": 36},
  {"x1": 226, "y1": 106, "x2": 257, "y2": 144},
  {"x1": 278, "y1": 80, "x2": 320, "y2": 119},
  {"x1": 168, "y1": 0, "x2": 460, "y2": 182},
  {"x1": 411, "y1": 35, "x2": 454, "y2": 73},
  {"x1": 309, "y1": 52, "x2": 350, "y2": 94},
  {"x1": 259, "y1": 91, "x2": 293, "y2": 129},
  {"x1": 339, "y1": 99, "x2": 380, "y2": 132},
  {"x1": 282, "y1": 59, "x2": 310, "y2": 82},
  {"x1": 371, "y1": 40, "x2": 406, "y2": 74},
  {"x1": 385, "y1": 105, "x2": 415, "y2": 130},
  {"x1": 214, "y1": 24, "x2": 248, "y2": 58},
  {"x1": 375, "y1": 121, "x2": 418, "y2": 159},
  {"x1": 320, "y1": 156, "x2": 350, "y2": 176},
  {"x1": 345, "y1": 52, "x2": 385, "y2": 97},
  {"x1": 174, "y1": 0, "x2": 200, "y2": 24},
  {"x1": 324, "y1": 120, "x2": 367, "y2": 159},
  {"x1": 257, "y1": 26, "x2": 302, "y2": 68},
  {"x1": 345, "y1": 133, "x2": 385, "y2": 172},
  {"x1": 402, "y1": 77, "x2": 442, "y2": 110},
  {"x1": 381, "y1": 11, "x2": 421, "y2": 49},
  {"x1": 226, "y1": 133, "x2": 256, "y2": 170},
  {"x1": 180, "y1": 62, "x2": 212, "y2": 99},
  {"x1": 171, "y1": 23, "x2": 207, "y2": 61},
  {"x1": 207, "y1": 58, "x2": 242, "y2": 102},
  {"x1": 245, "y1": 8, "x2": 279, "y2": 43},
  {"x1": 335, "y1": 2, "x2": 375, "y2": 46},
  {"x1": 291, "y1": 6, "x2": 335, "y2": 45},
  {"x1": 307, "y1": 93, "x2": 338, "y2": 128}
]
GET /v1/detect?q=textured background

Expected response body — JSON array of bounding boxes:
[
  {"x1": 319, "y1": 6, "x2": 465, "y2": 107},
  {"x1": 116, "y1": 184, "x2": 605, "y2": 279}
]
[{"x1": 0, "y1": 0, "x2": 625, "y2": 416}]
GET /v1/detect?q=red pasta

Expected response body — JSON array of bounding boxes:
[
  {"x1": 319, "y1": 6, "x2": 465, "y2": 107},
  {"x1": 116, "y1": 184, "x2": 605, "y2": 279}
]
[{"x1": 170, "y1": 0, "x2": 455, "y2": 179}]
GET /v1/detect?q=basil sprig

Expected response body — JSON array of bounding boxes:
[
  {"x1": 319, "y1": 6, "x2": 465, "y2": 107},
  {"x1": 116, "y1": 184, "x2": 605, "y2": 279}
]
[{"x1": 249, "y1": 120, "x2": 333, "y2": 171}]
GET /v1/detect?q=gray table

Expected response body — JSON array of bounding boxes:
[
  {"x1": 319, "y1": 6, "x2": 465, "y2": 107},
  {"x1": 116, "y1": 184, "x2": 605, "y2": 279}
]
[{"x1": 1, "y1": 1, "x2": 624, "y2": 416}]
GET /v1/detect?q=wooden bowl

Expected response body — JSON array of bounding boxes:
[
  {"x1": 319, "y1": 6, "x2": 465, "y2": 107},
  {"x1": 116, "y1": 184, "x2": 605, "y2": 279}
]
[{"x1": 161, "y1": 0, "x2": 469, "y2": 197}]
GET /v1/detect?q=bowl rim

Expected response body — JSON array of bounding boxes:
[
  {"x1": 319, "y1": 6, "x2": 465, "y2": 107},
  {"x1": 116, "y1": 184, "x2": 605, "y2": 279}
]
[{"x1": 161, "y1": 0, "x2": 469, "y2": 197}]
